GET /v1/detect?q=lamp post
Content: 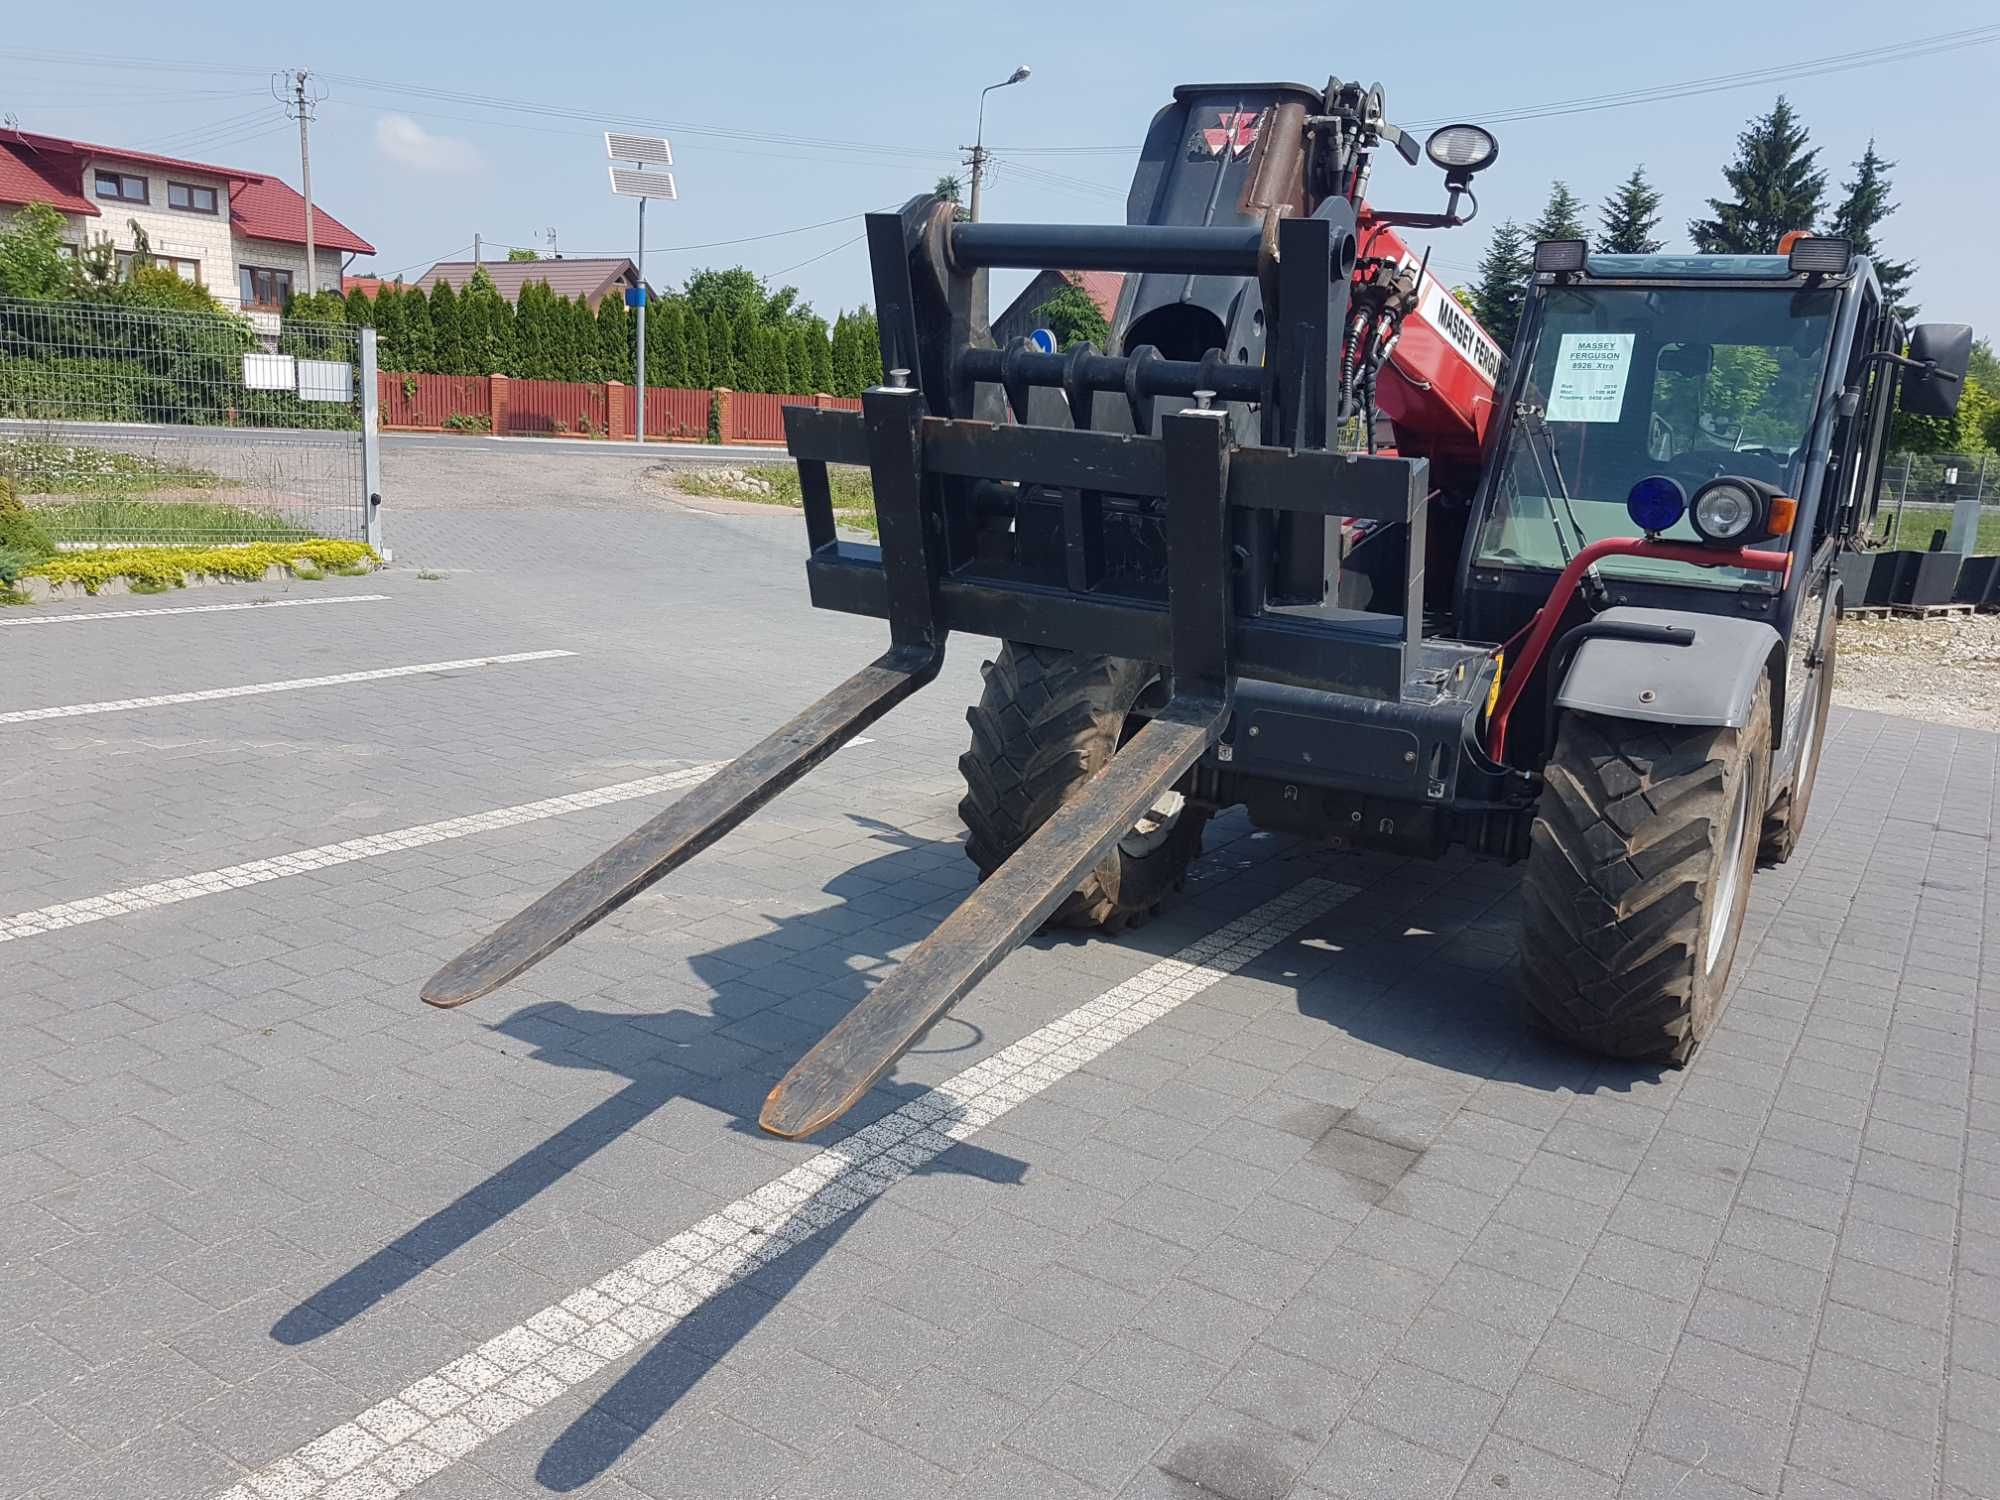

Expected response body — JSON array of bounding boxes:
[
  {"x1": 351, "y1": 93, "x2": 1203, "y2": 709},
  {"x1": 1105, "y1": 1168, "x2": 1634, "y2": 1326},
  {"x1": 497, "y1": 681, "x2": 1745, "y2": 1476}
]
[
  {"x1": 606, "y1": 134, "x2": 676, "y2": 444},
  {"x1": 965, "y1": 64, "x2": 1030, "y2": 223}
]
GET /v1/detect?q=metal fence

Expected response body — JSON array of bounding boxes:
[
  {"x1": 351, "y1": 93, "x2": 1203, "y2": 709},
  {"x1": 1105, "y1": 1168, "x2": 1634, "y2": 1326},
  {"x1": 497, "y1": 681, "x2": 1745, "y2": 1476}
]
[
  {"x1": 0, "y1": 297, "x2": 379, "y2": 549},
  {"x1": 1875, "y1": 452, "x2": 1996, "y2": 553}
]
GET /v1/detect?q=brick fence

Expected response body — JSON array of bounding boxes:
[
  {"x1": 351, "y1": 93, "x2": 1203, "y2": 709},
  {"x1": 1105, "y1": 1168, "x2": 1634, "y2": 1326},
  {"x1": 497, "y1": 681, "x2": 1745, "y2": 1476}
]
[{"x1": 379, "y1": 372, "x2": 859, "y2": 444}]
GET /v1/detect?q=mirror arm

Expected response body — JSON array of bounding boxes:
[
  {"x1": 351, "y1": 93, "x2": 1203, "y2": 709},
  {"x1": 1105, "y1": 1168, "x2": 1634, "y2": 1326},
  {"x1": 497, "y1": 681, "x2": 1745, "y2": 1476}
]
[{"x1": 1862, "y1": 350, "x2": 1961, "y2": 384}]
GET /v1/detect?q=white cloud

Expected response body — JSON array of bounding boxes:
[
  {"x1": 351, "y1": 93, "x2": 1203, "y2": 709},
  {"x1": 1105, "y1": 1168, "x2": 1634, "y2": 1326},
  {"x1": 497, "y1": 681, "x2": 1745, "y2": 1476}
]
[{"x1": 374, "y1": 114, "x2": 480, "y2": 173}]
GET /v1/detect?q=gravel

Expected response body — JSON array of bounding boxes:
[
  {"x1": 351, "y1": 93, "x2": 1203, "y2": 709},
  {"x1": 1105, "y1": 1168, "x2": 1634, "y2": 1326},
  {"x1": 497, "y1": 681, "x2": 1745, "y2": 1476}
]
[{"x1": 1835, "y1": 611, "x2": 2000, "y2": 732}]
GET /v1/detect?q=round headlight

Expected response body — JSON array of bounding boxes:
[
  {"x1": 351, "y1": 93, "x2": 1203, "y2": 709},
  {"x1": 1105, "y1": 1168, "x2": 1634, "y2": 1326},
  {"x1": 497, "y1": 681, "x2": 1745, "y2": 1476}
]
[
  {"x1": 1626, "y1": 475, "x2": 1687, "y2": 535},
  {"x1": 1692, "y1": 481, "x2": 1758, "y2": 543},
  {"x1": 1424, "y1": 124, "x2": 1499, "y2": 177}
]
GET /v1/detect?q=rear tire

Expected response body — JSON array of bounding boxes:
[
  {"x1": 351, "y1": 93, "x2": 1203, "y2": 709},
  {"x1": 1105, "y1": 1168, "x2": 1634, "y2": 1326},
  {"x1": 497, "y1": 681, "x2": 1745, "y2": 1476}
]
[
  {"x1": 1759, "y1": 611, "x2": 1836, "y2": 865},
  {"x1": 1518, "y1": 678, "x2": 1772, "y2": 1063},
  {"x1": 958, "y1": 643, "x2": 1207, "y2": 932}
]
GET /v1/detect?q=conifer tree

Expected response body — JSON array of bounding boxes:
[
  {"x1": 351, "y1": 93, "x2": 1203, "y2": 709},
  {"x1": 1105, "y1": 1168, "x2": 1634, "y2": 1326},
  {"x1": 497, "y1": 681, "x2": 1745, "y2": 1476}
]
[
  {"x1": 1827, "y1": 140, "x2": 1915, "y2": 317},
  {"x1": 1471, "y1": 220, "x2": 1529, "y2": 351},
  {"x1": 343, "y1": 287, "x2": 376, "y2": 326},
  {"x1": 808, "y1": 324, "x2": 835, "y2": 394},
  {"x1": 596, "y1": 294, "x2": 633, "y2": 384},
  {"x1": 684, "y1": 307, "x2": 712, "y2": 388},
  {"x1": 1689, "y1": 96, "x2": 1826, "y2": 253},
  {"x1": 787, "y1": 326, "x2": 813, "y2": 394},
  {"x1": 400, "y1": 287, "x2": 437, "y2": 372},
  {"x1": 1596, "y1": 165, "x2": 1666, "y2": 254},
  {"x1": 428, "y1": 280, "x2": 467, "y2": 374},
  {"x1": 371, "y1": 286, "x2": 407, "y2": 370},
  {"x1": 1527, "y1": 182, "x2": 1588, "y2": 245},
  {"x1": 708, "y1": 310, "x2": 735, "y2": 386},
  {"x1": 731, "y1": 315, "x2": 758, "y2": 390},
  {"x1": 852, "y1": 309, "x2": 882, "y2": 388}
]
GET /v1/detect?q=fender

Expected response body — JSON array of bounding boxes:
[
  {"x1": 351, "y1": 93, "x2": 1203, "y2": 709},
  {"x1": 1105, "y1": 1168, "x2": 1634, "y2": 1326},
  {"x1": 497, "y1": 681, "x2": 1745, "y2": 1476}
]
[{"x1": 1556, "y1": 606, "x2": 1781, "y2": 730}]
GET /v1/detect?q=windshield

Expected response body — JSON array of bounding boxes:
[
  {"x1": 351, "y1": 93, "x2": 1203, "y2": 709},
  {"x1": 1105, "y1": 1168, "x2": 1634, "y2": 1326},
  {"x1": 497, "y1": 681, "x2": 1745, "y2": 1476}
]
[{"x1": 1474, "y1": 284, "x2": 1835, "y2": 585}]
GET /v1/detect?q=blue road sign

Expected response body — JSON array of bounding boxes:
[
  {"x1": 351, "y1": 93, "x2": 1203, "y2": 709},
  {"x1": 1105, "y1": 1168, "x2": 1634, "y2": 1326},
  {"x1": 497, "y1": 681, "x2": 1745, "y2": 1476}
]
[
  {"x1": 1028, "y1": 327, "x2": 1058, "y2": 353},
  {"x1": 625, "y1": 286, "x2": 648, "y2": 308}
]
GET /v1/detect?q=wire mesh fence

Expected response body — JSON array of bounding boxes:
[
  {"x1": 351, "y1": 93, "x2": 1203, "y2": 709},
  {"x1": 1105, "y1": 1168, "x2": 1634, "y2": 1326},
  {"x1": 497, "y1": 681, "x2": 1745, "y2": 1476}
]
[
  {"x1": 1874, "y1": 452, "x2": 1998, "y2": 554},
  {"x1": 0, "y1": 297, "x2": 370, "y2": 546}
]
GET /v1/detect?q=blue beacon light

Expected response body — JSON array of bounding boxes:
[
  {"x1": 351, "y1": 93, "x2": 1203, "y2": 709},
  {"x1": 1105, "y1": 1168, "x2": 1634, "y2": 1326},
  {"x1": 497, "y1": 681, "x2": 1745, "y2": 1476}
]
[{"x1": 1626, "y1": 475, "x2": 1687, "y2": 536}]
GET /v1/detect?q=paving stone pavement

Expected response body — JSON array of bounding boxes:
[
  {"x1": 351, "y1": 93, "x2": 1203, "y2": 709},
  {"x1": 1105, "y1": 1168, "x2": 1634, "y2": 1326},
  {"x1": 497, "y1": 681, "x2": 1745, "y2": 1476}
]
[{"x1": 1, "y1": 466, "x2": 1995, "y2": 1500}]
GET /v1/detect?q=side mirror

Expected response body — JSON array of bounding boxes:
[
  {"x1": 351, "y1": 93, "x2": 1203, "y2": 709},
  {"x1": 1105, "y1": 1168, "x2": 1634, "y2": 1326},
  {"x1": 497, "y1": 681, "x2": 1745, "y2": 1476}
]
[{"x1": 1900, "y1": 323, "x2": 1972, "y2": 418}]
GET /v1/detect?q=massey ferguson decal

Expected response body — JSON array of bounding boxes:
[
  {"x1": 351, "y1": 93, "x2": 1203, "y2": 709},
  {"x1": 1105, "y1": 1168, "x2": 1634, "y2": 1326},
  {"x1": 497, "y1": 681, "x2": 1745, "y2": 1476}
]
[{"x1": 1193, "y1": 110, "x2": 1260, "y2": 159}]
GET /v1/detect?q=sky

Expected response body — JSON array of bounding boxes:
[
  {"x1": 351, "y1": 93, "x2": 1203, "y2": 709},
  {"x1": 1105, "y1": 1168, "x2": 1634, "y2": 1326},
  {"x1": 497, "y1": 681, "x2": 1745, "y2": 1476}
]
[{"x1": 3, "y1": 2, "x2": 1997, "y2": 340}]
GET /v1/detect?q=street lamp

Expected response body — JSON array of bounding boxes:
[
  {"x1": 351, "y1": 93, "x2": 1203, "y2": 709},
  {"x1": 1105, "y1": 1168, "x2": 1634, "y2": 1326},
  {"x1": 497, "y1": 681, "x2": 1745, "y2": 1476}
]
[
  {"x1": 606, "y1": 133, "x2": 676, "y2": 444},
  {"x1": 966, "y1": 64, "x2": 1031, "y2": 223}
]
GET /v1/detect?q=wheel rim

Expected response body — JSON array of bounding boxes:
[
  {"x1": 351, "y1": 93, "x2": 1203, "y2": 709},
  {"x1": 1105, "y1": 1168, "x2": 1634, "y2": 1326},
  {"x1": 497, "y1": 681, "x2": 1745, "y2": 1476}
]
[
  {"x1": 1705, "y1": 770, "x2": 1751, "y2": 974},
  {"x1": 1119, "y1": 790, "x2": 1186, "y2": 858},
  {"x1": 1795, "y1": 666, "x2": 1824, "y2": 795}
]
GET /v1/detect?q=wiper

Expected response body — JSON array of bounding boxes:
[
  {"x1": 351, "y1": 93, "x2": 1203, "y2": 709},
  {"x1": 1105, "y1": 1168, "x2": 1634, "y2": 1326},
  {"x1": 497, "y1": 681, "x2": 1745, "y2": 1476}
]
[{"x1": 1514, "y1": 405, "x2": 1608, "y2": 606}]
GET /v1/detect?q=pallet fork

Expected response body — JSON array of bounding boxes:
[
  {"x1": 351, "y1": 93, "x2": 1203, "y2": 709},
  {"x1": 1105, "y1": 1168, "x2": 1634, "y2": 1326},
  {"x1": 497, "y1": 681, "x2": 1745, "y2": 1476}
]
[{"x1": 426, "y1": 201, "x2": 1432, "y2": 1139}]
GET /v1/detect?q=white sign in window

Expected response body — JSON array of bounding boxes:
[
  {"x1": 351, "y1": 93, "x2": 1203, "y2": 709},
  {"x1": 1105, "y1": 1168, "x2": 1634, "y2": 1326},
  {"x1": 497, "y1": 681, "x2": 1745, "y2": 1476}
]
[
  {"x1": 1544, "y1": 332, "x2": 1635, "y2": 424},
  {"x1": 242, "y1": 352, "x2": 296, "y2": 392},
  {"x1": 297, "y1": 359, "x2": 354, "y2": 404}
]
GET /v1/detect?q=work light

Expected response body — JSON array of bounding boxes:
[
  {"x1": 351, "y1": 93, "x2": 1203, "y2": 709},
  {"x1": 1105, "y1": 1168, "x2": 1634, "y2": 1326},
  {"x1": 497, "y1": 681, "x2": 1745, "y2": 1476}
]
[
  {"x1": 1423, "y1": 124, "x2": 1499, "y2": 181},
  {"x1": 1533, "y1": 239, "x2": 1588, "y2": 273}
]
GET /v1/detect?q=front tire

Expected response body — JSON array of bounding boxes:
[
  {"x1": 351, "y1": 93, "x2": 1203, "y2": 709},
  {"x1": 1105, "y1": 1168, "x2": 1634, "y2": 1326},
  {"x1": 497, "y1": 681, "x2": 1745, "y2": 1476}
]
[
  {"x1": 1519, "y1": 678, "x2": 1772, "y2": 1063},
  {"x1": 958, "y1": 644, "x2": 1207, "y2": 932}
]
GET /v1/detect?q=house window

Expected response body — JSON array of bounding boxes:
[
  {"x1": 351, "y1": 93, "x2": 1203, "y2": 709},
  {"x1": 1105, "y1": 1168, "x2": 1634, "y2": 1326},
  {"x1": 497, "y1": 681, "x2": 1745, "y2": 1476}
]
[
  {"x1": 166, "y1": 181, "x2": 218, "y2": 215},
  {"x1": 116, "y1": 251, "x2": 201, "y2": 284},
  {"x1": 94, "y1": 170, "x2": 148, "y2": 204},
  {"x1": 239, "y1": 265, "x2": 292, "y2": 310}
]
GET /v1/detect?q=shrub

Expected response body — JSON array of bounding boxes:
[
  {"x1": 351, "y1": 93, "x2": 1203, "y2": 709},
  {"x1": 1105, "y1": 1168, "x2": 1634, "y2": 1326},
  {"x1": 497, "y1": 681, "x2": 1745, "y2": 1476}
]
[
  {"x1": 25, "y1": 539, "x2": 377, "y2": 594},
  {"x1": 441, "y1": 411, "x2": 491, "y2": 432},
  {"x1": 0, "y1": 473, "x2": 55, "y2": 558}
]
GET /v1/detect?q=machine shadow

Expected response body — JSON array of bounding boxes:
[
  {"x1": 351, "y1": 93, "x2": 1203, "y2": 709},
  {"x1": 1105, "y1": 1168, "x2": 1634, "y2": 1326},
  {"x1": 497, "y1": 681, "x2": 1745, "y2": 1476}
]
[
  {"x1": 533, "y1": 1111, "x2": 1023, "y2": 1492},
  {"x1": 270, "y1": 819, "x2": 999, "y2": 1349}
]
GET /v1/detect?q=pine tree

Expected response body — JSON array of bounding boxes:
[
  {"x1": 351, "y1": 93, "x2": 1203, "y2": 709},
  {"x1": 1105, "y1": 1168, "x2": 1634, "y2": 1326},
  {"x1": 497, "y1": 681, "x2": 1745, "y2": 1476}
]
[
  {"x1": 650, "y1": 301, "x2": 686, "y2": 388},
  {"x1": 684, "y1": 307, "x2": 712, "y2": 388},
  {"x1": 808, "y1": 324, "x2": 835, "y2": 394},
  {"x1": 596, "y1": 295, "x2": 633, "y2": 384},
  {"x1": 766, "y1": 326, "x2": 794, "y2": 394},
  {"x1": 1596, "y1": 165, "x2": 1665, "y2": 254},
  {"x1": 1527, "y1": 182, "x2": 1588, "y2": 246},
  {"x1": 400, "y1": 287, "x2": 437, "y2": 372},
  {"x1": 1689, "y1": 96, "x2": 1826, "y2": 254},
  {"x1": 1471, "y1": 219, "x2": 1529, "y2": 351},
  {"x1": 573, "y1": 296, "x2": 604, "y2": 381},
  {"x1": 1827, "y1": 140, "x2": 1915, "y2": 317}
]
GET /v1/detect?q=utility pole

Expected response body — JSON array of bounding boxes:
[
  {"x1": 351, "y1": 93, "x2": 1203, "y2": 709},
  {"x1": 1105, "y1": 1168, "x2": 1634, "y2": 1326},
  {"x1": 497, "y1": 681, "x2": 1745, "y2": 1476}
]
[
  {"x1": 964, "y1": 65, "x2": 1031, "y2": 223},
  {"x1": 473, "y1": 233, "x2": 482, "y2": 267},
  {"x1": 606, "y1": 136, "x2": 675, "y2": 446},
  {"x1": 277, "y1": 69, "x2": 326, "y2": 295}
]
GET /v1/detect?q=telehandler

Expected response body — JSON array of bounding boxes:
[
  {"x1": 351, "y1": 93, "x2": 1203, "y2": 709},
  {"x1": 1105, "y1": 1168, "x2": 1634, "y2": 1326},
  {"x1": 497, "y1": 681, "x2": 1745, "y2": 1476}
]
[{"x1": 424, "y1": 78, "x2": 1971, "y2": 1138}]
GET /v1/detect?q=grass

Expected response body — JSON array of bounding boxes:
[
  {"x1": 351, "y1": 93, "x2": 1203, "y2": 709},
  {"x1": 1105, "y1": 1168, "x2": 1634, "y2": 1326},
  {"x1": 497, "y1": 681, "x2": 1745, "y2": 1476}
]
[
  {"x1": 1873, "y1": 503, "x2": 2000, "y2": 556},
  {"x1": 673, "y1": 463, "x2": 878, "y2": 535},
  {"x1": 17, "y1": 540, "x2": 378, "y2": 598},
  {"x1": 0, "y1": 437, "x2": 234, "y2": 496},
  {"x1": 30, "y1": 497, "x2": 314, "y2": 546}
]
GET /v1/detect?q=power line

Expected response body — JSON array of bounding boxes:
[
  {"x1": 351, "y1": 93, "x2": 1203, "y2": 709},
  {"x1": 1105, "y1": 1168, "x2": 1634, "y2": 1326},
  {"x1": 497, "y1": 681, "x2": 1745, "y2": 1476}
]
[
  {"x1": 769, "y1": 231, "x2": 867, "y2": 279},
  {"x1": 986, "y1": 23, "x2": 2000, "y2": 154}
]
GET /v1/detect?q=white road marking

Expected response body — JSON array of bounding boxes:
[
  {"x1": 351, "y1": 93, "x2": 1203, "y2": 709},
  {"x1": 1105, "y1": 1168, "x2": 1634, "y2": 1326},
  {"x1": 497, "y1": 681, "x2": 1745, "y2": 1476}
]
[
  {"x1": 0, "y1": 763, "x2": 722, "y2": 945},
  {"x1": 0, "y1": 650, "x2": 574, "y2": 724},
  {"x1": 0, "y1": 594, "x2": 390, "y2": 627},
  {"x1": 213, "y1": 877, "x2": 1354, "y2": 1500}
]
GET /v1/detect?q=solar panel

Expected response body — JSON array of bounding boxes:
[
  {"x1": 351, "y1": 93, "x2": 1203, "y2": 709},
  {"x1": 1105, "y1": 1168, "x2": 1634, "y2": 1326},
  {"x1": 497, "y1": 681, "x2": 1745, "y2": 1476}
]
[
  {"x1": 605, "y1": 133, "x2": 672, "y2": 166},
  {"x1": 609, "y1": 166, "x2": 677, "y2": 200}
]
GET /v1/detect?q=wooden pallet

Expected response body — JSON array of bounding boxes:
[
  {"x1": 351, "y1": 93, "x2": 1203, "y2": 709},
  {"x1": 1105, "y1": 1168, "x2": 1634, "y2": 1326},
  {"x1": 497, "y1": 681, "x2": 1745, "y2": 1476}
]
[
  {"x1": 1890, "y1": 601, "x2": 1979, "y2": 619},
  {"x1": 1844, "y1": 604, "x2": 1894, "y2": 619}
]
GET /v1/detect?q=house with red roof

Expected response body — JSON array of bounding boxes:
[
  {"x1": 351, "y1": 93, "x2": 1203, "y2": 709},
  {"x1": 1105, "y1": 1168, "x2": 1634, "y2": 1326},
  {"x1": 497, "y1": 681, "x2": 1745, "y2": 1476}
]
[
  {"x1": 0, "y1": 128, "x2": 374, "y2": 335},
  {"x1": 992, "y1": 269, "x2": 1126, "y2": 348}
]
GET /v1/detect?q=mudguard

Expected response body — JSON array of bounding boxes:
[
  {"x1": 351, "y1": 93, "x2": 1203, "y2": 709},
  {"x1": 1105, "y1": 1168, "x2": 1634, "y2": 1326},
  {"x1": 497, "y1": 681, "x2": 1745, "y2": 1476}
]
[{"x1": 1555, "y1": 606, "x2": 1780, "y2": 730}]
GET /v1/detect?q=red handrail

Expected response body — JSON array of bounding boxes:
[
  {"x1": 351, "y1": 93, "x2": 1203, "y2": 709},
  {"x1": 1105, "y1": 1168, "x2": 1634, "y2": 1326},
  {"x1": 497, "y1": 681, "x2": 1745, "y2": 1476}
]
[{"x1": 1483, "y1": 536, "x2": 1790, "y2": 763}]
